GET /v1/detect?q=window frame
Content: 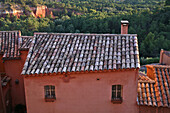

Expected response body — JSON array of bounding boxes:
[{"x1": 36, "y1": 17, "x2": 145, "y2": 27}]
[
  {"x1": 111, "y1": 85, "x2": 123, "y2": 104},
  {"x1": 44, "y1": 85, "x2": 56, "y2": 102}
]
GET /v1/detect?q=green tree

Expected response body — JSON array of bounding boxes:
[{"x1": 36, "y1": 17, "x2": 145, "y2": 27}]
[
  {"x1": 165, "y1": 0, "x2": 170, "y2": 5},
  {"x1": 11, "y1": 15, "x2": 17, "y2": 22},
  {"x1": 140, "y1": 32, "x2": 156, "y2": 57},
  {"x1": 63, "y1": 8, "x2": 68, "y2": 15},
  {"x1": 55, "y1": 25, "x2": 65, "y2": 33},
  {"x1": 66, "y1": 24, "x2": 75, "y2": 33}
]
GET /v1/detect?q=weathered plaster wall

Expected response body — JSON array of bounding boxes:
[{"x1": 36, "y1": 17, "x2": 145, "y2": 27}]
[
  {"x1": 162, "y1": 54, "x2": 170, "y2": 65},
  {"x1": 3, "y1": 51, "x2": 28, "y2": 108},
  {"x1": 159, "y1": 49, "x2": 170, "y2": 65},
  {"x1": 24, "y1": 70, "x2": 138, "y2": 113}
]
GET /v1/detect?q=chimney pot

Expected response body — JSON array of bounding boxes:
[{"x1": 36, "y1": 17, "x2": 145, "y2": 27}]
[{"x1": 121, "y1": 20, "x2": 129, "y2": 34}]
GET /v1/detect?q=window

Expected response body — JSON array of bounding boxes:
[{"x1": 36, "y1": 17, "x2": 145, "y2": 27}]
[
  {"x1": 111, "y1": 85, "x2": 122, "y2": 104},
  {"x1": 44, "y1": 85, "x2": 56, "y2": 102}
]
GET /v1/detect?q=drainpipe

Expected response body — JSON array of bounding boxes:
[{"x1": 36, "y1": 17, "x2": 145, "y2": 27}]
[{"x1": 0, "y1": 76, "x2": 7, "y2": 113}]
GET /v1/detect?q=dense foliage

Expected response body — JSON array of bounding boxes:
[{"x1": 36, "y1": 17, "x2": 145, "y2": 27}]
[
  {"x1": 140, "y1": 57, "x2": 160, "y2": 65},
  {"x1": 0, "y1": 0, "x2": 170, "y2": 59}
]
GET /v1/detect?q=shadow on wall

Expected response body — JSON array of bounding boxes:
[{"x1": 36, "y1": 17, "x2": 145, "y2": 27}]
[{"x1": 14, "y1": 104, "x2": 26, "y2": 113}]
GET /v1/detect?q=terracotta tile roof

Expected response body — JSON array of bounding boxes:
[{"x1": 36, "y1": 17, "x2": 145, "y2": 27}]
[
  {"x1": 20, "y1": 36, "x2": 33, "y2": 50},
  {"x1": 22, "y1": 33, "x2": 140, "y2": 75},
  {"x1": 137, "y1": 65, "x2": 170, "y2": 107},
  {"x1": 0, "y1": 31, "x2": 21, "y2": 60},
  {"x1": 138, "y1": 72, "x2": 155, "y2": 83}
]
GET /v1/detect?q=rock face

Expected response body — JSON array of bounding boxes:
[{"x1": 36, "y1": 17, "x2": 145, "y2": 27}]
[
  {"x1": 35, "y1": 5, "x2": 46, "y2": 18},
  {"x1": 30, "y1": 5, "x2": 54, "y2": 18},
  {"x1": 0, "y1": 3, "x2": 53, "y2": 18},
  {"x1": 0, "y1": 3, "x2": 23, "y2": 18}
]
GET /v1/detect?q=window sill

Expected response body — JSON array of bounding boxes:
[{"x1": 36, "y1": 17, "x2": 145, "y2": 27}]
[
  {"x1": 45, "y1": 97, "x2": 56, "y2": 102},
  {"x1": 111, "y1": 99, "x2": 122, "y2": 104}
]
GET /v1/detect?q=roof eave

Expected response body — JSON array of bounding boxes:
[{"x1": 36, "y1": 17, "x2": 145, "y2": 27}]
[{"x1": 22, "y1": 68, "x2": 139, "y2": 77}]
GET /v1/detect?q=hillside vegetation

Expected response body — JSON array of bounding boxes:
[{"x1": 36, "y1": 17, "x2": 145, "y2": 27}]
[{"x1": 0, "y1": 0, "x2": 170, "y2": 58}]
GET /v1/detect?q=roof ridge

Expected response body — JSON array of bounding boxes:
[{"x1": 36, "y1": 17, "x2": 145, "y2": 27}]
[
  {"x1": 34, "y1": 32, "x2": 137, "y2": 36},
  {"x1": 153, "y1": 65, "x2": 170, "y2": 68},
  {"x1": 0, "y1": 31, "x2": 20, "y2": 33},
  {"x1": 146, "y1": 64, "x2": 170, "y2": 68},
  {"x1": 21, "y1": 36, "x2": 33, "y2": 38}
]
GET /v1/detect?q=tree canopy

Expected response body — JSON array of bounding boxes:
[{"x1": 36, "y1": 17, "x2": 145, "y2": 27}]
[{"x1": 0, "y1": 0, "x2": 169, "y2": 58}]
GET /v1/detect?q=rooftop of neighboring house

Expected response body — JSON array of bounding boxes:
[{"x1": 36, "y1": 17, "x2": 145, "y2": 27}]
[
  {"x1": 0, "y1": 31, "x2": 21, "y2": 60},
  {"x1": 20, "y1": 36, "x2": 33, "y2": 51},
  {"x1": 21, "y1": 32, "x2": 140, "y2": 76},
  {"x1": 0, "y1": 31, "x2": 33, "y2": 60},
  {"x1": 137, "y1": 65, "x2": 170, "y2": 108}
]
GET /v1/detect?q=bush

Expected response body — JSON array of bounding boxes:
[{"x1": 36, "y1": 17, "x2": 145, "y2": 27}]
[{"x1": 140, "y1": 57, "x2": 160, "y2": 65}]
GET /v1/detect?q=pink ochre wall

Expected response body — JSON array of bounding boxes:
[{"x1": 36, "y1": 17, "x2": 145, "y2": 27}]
[
  {"x1": 161, "y1": 54, "x2": 170, "y2": 65},
  {"x1": 24, "y1": 69, "x2": 139, "y2": 113}
]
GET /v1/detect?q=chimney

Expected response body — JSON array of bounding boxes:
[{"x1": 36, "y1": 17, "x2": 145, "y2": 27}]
[
  {"x1": 121, "y1": 20, "x2": 129, "y2": 34},
  {"x1": 159, "y1": 49, "x2": 164, "y2": 64}
]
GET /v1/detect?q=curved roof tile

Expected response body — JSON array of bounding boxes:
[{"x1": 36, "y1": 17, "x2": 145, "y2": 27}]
[
  {"x1": 22, "y1": 33, "x2": 140, "y2": 75},
  {"x1": 137, "y1": 65, "x2": 170, "y2": 108}
]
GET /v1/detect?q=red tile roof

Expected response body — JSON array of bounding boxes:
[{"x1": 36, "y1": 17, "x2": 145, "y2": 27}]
[
  {"x1": 20, "y1": 36, "x2": 33, "y2": 50},
  {"x1": 138, "y1": 72, "x2": 155, "y2": 83},
  {"x1": 22, "y1": 33, "x2": 140, "y2": 75},
  {"x1": 0, "y1": 31, "x2": 21, "y2": 60},
  {"x1": 137, "y1": 65, "x2": 170, "y2": 108}
]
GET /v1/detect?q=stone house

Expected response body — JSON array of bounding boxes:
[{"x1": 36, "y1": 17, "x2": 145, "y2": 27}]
[{"x1": 21, "y1": 21, "x2": 140, "y2": 113}]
